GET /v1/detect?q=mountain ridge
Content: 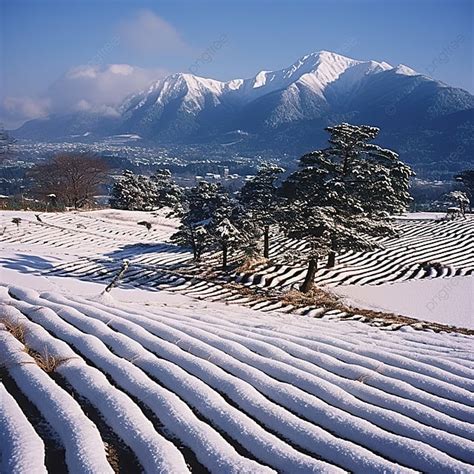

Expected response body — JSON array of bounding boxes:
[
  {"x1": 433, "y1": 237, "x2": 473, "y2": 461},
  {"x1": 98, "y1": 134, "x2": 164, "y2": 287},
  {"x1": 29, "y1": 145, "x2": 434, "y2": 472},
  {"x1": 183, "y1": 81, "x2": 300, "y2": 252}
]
[{"x1": 13, "y1": 50, "x2": 474, "y2": 177}]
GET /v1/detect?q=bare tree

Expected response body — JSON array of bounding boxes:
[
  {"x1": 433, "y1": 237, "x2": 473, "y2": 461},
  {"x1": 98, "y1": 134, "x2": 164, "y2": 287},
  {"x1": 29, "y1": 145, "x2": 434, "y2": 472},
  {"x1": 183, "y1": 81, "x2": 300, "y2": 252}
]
[{"x1": 29, "y1": 153, "x2": 109, "y2": 209}]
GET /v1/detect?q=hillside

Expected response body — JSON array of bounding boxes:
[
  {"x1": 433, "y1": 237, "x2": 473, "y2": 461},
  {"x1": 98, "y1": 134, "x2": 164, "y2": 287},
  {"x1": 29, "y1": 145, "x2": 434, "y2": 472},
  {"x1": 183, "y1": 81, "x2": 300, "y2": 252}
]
[
  {"x1": 1, "y1": 209, "x2": 472, "y2": 328},
  {"x1": 1, "y1": 209, "x2": 474, "y2": 472}
]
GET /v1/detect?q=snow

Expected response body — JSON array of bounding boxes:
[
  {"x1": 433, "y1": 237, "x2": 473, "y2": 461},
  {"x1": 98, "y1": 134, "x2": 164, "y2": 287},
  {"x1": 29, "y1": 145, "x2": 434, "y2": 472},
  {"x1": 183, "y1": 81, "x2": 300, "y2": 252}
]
[
  {"x1": 3, "y1": 290, "x2": 256, "y2": 474},
  {"x1": 0, "y1": 209, "x2": 473, "y2": 471},
  {"x1": 17, "y1": 289, "x2": 333, "y2": 474},
  {"x1": 2, "y1": 276, "x2": 473, "y2": 471},
  {"x1": 124, "y1": 50, "x2": 401, "y2": 115},
  {"x1": 51, "y1": 295, "x2": 401, "y2": 472},
  {"x1": 0, "y1": 381, "x2": 47, "y2": 474},
  {"x1": 335, "y1": 275, "x2": 474, "y2": 329},
  {"x1": 0, "y1": 318, "x2": 114, "y2": 474},
  {"x1": 394, "y1": 64, "x2": 418, "y2": 76},
  {"x1": 237, "y1": 51, "x2": 393, "y2": 100}
]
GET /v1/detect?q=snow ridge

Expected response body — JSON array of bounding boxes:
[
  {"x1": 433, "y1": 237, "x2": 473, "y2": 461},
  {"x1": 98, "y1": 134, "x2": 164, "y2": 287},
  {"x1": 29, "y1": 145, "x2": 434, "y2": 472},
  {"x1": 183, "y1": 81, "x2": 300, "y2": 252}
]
[
  {"x1": 123, "y1": 50, "x2": 397, "y2": 114},
  {"x1": 1, "y1": 280, "x2": 473, "y2": 472}
]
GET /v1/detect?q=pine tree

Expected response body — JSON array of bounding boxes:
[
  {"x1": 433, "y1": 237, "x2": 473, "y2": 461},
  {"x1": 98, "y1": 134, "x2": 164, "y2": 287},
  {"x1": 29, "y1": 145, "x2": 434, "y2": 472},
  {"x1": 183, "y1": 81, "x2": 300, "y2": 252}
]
[
  {"x1": 208, "y1": 192, "x2": 255, "y2": 270},
  {"x1": 455, "y1": 170, "x2": 474, "y2": 212},
  {"x1": 280, "y1": 123, "x2": 413, "y2": 292},
  {"x1": 109, "y1": 170, "x2": 153, "y2": 211},
  {"x1": 171, "y1": 181, "x2": 225, "y2": 261},
  {"x1": 110, "y1": 169, "x2": 182, "y2": 211},
  {"x1": 150, "y1": 168, "x2": 183, "y2": 209},
  {"x1": 239, "y1": 163, "x2": 284, "y2": 258},
  {"x1": 172, "y1": 181, "x2": 251, "y2": 269},
  {"x1": 213, "y1": 217, "x2": 240, "y2": 269},
  {"x1": 446, "y1": 190, "x2": 470, "y2": 217}
]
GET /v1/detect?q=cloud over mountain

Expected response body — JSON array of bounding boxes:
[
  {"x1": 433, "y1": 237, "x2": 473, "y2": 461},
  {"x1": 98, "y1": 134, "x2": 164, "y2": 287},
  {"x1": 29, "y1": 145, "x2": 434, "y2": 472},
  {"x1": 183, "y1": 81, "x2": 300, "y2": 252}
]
[{"x1": 2, "y1": 63, "x2": 167, "y2": 127}]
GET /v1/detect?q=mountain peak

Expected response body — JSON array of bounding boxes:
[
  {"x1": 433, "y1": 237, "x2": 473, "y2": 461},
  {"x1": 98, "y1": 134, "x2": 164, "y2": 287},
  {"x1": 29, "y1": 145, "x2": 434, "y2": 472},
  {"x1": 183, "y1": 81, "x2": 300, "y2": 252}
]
[
  {"x1": 286, "y1": 50, "x2": 392, "y2": 96},
  {"x1": 128, "y1": 51, "x2": 415, "y2": 111},
  {"x1": 393, "y1": 64, "x2": 418, "y2": 76}
]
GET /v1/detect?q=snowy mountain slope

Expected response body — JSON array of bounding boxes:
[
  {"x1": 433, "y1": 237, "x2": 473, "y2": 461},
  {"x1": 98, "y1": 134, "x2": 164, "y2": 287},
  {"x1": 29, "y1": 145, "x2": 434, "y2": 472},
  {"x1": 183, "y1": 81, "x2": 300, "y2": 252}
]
[
  {"x1": 116, "y1": 51, "x2": 396, "y2": 135},
  {"x1": 13, "y1": 50, "x2": 473, "y2": 173},
  {"x1": 121, "y1": 50, "x2": 391, "y2": 115}
]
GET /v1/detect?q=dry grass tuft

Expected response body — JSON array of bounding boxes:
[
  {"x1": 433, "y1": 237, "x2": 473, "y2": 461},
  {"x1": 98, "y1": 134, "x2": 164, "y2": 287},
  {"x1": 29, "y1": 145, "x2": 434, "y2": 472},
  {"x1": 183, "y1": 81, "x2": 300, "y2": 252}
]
[
  {"x1": 1, "y1": 318, "x2": 74, "y2": 372},
  {"x1": 281, "y1": 286, "x2": 341, "y2": 309},
  {"x1": 223, "y1": 282, "x2": 269, "y2": 303},
  {"x1": 31, "y1": 351, "x2": 73, "y2": 373},
  {"x1": 104, "y1": 442, "x2": 120, "y2": 473},
  {"x1": 225, "y1": 282, "x2": 256, "y2": 296},
  {"x1": 237, "y1": 257, "x2": 269, "y2": 273},
  {"x1": 1, "y1": 319, "x2": 27, "y2": 345}
]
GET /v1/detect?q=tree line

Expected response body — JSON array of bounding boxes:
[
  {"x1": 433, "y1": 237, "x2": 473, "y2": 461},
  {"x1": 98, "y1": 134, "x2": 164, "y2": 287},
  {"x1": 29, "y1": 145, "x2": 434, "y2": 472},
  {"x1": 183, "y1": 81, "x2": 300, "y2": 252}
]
[
  {"x1": 111, "y1": 123, "x2": 416, "y2": 292},
  {"x1": 24, "y1": 123, "x2": 472, "y2": 293}
]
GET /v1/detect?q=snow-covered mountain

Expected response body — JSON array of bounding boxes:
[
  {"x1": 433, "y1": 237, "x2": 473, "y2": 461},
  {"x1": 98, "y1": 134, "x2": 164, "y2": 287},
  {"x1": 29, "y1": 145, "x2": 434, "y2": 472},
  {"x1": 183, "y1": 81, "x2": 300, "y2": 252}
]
[
  {"x1": 120, "y1": 51, "x2": 393, "y2": 122},
  {"x1": 14, "y1": 51, "x2": 474, "y2": 175}
]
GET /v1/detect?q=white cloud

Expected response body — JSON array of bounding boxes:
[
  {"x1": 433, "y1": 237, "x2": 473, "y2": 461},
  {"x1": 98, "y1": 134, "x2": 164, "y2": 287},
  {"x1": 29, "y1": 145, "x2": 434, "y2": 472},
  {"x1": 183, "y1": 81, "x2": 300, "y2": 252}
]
[
  {"x1": 0, "y1": 10, "x2": 186, "y2": 128},
  {"x1": 108, "y1": 64, "x2": 135, "y2": 75},
  {"x1": 72, "y1": 99, "x2": 121, "y2": 117},
  {"x1": 118, "y1": 9, "x2": 189, "y2": 54},
  {"x1": 66, "y1": 65, "x2": 99, "y2": 79},
  {"x1": 47, "y1": 63, "x2": 165, "y2": 112},
  {"x1": 2, "y1": 63, "x2": 168, "y2": 128},
  {"x1": 2, "y1": 96, "x2": 51, "y2": 127}
]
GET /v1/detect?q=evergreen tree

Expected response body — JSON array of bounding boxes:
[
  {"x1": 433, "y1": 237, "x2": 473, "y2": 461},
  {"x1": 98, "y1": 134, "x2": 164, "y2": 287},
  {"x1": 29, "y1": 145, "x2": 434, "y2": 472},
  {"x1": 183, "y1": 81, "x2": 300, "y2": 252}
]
[
  {"x1": 110, "y1": 169, "x2": 182, "y2": 211},
  {"x1": 455, "y1": 170, "x2": 474, "y2": 212},
  {"x1": 207, "y1": 193, "x2": 255, "y2": 270},
  {"x1": 109, "y1": 170, "x2": 154, "y2": 211},
  {"x1": 280, "y1": 123, "x2": 413, "y2": 292},
  {"x1": 446, "y1": 190, "x2": 470, "y2": 217},
  {"x1": 172, "y1": 181, "x2": 251, "y2": 269},
  {"x1": 150, "y1": 168, "x2": 183, "y2": 209},
  {"x1": 213, "y1": 217, "x2": 240, "y2": 269},
  {"x1": 171, "y1": 181, "x2": 225, "y2": 261},
  {"x1": 239, "y1": 163, "x2": 284, "y2": 258}
]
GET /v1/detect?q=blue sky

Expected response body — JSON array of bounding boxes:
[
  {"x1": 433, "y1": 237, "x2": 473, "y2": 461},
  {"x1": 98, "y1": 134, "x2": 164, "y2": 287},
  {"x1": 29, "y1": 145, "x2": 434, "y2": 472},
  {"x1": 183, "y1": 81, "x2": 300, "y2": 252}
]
[{"x1": 1, "y1": 0, "x2": 472, "y2": 127}]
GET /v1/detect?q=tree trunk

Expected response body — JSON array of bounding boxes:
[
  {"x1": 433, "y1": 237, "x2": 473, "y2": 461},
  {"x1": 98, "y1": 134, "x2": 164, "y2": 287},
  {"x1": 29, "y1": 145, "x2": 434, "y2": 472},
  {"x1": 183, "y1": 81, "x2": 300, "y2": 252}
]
[
  {"x1": 191, "y1": 229, "x2": 199, "y2": 261},
  {"x1": 342, "y1": 150, "x2": 350, "y2": 176},
  {"x1": 300, "y1": 256, "x2": 318, "y2": 293},
  {"x1": 327, "y1": 250, "x2": 336, "y2": 268},
  {"x1": 222, "y1": 241, "x2": 228, "y2": 270},
  {"x1": 263, "y1": 225, "x2": 270, "y2": 259}
]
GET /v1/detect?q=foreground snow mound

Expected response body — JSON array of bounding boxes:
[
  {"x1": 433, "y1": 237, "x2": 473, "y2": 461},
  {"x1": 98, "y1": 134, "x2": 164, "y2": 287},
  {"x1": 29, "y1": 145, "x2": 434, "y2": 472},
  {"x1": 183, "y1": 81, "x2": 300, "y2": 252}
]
[{"x1": 1, "y1": 283, "x2": 473, "y2": 472}]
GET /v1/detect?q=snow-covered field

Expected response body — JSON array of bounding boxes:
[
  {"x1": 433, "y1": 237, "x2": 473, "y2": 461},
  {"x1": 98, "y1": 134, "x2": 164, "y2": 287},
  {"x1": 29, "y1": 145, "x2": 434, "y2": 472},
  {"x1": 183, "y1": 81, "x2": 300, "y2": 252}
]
[
  {"x1": 0, "y1": 210, "x2": 472, "y2": 328},
  {"x1": 1, "y1": 209, "x2": 474, "y2": 472},
  {"x1": 1, "y1": 276, "x2": 474, "y2": 473},
  {"x1": 335, "y1": 275, "x2": 473, "y2": 329}
]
